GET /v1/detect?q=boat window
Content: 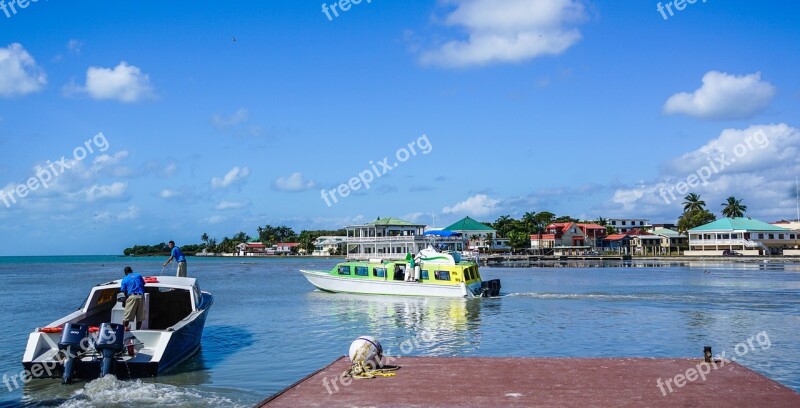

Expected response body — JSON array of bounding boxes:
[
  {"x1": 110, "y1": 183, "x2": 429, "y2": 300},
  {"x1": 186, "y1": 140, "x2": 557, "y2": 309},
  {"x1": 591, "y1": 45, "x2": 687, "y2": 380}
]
[
  {"x1": 338, "y1": 266, "x2": 351, "y2": 275},
  {"x1": 373, "y1": 267, "x2": 386, "y2": 277},
  {"x1": 434, "y1": 270, "x2": 450, "y2": 281},
  {"x1": 465, "y1": 269, "x2": 472, "y2": 281},
  {"x1": 355, "y1": 266, "x2": 369, "y2": 276},
  {"x1": 421, "y1": 270, "x2": 429, "y2": 280}
]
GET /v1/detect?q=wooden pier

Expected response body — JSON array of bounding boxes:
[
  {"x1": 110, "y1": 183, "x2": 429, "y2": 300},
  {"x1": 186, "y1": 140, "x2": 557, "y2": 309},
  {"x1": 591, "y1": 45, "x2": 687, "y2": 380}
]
[{"x1": 257, "y1": 356, "x2": 800, "y2": 407}]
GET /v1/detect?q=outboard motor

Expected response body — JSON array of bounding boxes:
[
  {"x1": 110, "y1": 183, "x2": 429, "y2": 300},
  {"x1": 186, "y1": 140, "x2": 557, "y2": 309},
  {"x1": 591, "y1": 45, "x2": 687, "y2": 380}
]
[
  {"x1": 58, "y1": 323, "x2": 89, "y2": 384},
  {"x1": 95, "y1": 323, "x2": 125, "y2": 377},
  {"x1": 480, "y1": 279, "x2": 501, "y2": 297}
]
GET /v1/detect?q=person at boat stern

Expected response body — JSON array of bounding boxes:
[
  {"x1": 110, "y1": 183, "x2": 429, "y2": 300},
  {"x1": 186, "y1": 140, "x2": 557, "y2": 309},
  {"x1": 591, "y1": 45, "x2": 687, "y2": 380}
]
[
  {"x1": 164, "y1": 240, "x2": 188, "y2": 277},
  {"x1": 121, "y1": 266, "x2": 146, "y2": 330}
]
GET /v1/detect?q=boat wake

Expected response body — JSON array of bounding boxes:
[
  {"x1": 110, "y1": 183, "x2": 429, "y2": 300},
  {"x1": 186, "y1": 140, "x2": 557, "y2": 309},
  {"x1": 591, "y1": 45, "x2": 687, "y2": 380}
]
[
  {"x1": 56, "y1": 375, "x2": 245, "y2": 408},
  {"x1": 503, "y1": 292, "x2": 673, "y2": 302}
]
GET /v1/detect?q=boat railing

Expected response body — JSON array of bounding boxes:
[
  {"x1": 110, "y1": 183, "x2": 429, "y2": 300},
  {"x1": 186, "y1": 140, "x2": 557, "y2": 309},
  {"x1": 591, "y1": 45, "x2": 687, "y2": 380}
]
[{"x1": 346, "y1": 253, "x2": 410, "y2": 260}]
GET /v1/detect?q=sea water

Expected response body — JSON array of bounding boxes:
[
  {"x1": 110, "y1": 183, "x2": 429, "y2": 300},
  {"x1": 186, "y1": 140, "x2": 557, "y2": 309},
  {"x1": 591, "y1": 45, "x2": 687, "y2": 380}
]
[{"x1": 0, "y1": 257, "x2": 798, "y2": 407}]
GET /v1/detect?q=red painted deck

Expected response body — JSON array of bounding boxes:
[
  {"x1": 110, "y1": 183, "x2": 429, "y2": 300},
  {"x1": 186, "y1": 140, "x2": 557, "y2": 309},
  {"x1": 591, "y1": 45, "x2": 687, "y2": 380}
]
[{"x1": 257, "y1": 356, "x2": 800, "y2": 407}]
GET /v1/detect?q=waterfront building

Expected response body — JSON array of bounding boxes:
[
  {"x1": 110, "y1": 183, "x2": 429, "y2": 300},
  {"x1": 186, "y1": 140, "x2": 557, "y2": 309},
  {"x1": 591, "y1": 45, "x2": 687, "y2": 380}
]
[
  {"x1": 312, "y1": 236, "x2": 346, "y2": 256},
  {"x1": 771, "y1": 221, "x2": 800, "y2": 256},
  {"x1": 603, "y1": 229, "x2": 659, "y2": 255},
  {"x1": 608, "y1": 218, "x2": 651, "y2": 233},
  {"x1": 237, "y1": 241, "x2": 267, "y2": 256},
  {"x1": 651, "y1": 228, "x2": 688, "y2": 255},
  {"x1": 443, "y1": 216, "x2": 504, "y2": 252},
  {"x1": 687, "y1": 217, "x2": 799, "y2": 256},
  {"x1": 345, "y1": 217, "x2": 463, "y2": 260},
  {"x1": 236, "y1": 241, "x2": 302, "y2": 256},
  {"x1": 530, "y1": 222, "x2": 607, "y2": 254}
]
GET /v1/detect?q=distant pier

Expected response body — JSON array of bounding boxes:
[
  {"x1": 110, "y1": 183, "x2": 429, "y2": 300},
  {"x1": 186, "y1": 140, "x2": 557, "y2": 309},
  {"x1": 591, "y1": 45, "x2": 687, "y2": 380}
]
[{"x1": 257, "y1": 356, "x2": 800, "y2": 407}]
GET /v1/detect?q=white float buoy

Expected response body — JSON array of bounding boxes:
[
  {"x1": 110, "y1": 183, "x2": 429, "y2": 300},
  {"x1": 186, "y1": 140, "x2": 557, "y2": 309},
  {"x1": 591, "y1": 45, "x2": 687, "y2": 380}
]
[{"x1": 348, "y1": 336, "x2": 383, "y2": 370}]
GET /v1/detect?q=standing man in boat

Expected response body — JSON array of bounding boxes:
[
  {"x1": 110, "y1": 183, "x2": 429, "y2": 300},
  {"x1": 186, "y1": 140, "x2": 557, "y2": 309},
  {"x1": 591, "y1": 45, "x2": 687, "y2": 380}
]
[
  {"x1": 121, "y1": 266, "x2": 146, "y2": 330},
  {"x1": 164, "y1": 241, "x2": 188, "y2": 277}
]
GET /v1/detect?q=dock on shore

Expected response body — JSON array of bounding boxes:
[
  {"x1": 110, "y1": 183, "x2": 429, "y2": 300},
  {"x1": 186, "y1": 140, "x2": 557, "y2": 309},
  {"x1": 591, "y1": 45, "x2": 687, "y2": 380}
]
[{"x1": 257, "y1": 356, "x2": 800, "y2": 407}]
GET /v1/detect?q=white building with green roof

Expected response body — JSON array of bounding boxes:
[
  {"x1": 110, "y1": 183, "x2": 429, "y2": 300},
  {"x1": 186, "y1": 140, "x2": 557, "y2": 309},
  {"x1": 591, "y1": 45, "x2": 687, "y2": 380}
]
[
  {"x1": 687, "y1": 217, "x2": 800, "y2": 256},
  {"x1": 345, "y1": 217, "x2": 464, "y2": 260},
  {"x1": 443, "y1": 216, "x2": 509, "y2": 252}
]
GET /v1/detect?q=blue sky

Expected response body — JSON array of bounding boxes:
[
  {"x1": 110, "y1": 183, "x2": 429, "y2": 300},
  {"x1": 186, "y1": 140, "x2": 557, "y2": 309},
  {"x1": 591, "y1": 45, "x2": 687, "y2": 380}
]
[{"x1": 1, "y1": 0, "x2": 799, "y2": 255}]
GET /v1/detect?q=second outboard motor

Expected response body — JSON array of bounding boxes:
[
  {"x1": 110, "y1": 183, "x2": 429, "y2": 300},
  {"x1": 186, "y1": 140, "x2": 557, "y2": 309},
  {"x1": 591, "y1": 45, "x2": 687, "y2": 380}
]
[
  {"x1": 58, "y1": 323, "x2": 89, "y2": 384},
  {"x1": 480, "y1": 279, "x2": 502, "y2": 297},
  {"x1": 95, "y1": 323, "x2": 125, "y2": 377}
]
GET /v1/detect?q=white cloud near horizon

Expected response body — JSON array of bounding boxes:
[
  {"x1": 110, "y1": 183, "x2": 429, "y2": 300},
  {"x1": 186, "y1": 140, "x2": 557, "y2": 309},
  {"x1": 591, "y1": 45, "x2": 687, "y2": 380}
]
[
  {"x1": 608, "y1": 124, "x2": 800, "y2": 220},
  {"x1": 663, "y1": 71, "x2": 775, "y2": 120},
  {"x1": 215, "y1": 200, "x2": 249, "y2": 210},
  {"x1": 80, "y1": 182, "x2": 129, "y2": 202},
  {"x1": 442, "y1": 193, "x2": 501, "y2": 216},
  {"x1": 211, "y1": 166, "x2": 250, "y2": 189},
  {"x1": 66, "y1": 61, "x2": 155, "y2": 102},
  {"x1": 273, "y1": 172, "x2": 316, "y2": 192},
  {"x1": 0, "y1": 43, "x2": 47, "y2": 97},
  {"x1": 420, "y1": 0, "x2": 588, "y2": 68},
  {"x1": 211, "y1": 108, "x2": 249, "y2": 129}
]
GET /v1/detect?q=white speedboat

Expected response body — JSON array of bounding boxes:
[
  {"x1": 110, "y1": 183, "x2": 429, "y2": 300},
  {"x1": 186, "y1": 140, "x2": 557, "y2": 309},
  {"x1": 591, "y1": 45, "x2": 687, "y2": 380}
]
[
  {"x1": 300, "y1": 248, "x2": 501, "y2": 298},
  {"x1": 22, "y1": 276, "x2": 213, "y2": 383}
]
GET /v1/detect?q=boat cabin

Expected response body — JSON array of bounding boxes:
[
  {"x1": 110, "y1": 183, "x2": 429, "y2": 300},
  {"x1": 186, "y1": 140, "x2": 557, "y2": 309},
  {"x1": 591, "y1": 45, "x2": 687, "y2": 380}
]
[{"x1": 49, "y1": 276, "x2": 204, "y2": 331}]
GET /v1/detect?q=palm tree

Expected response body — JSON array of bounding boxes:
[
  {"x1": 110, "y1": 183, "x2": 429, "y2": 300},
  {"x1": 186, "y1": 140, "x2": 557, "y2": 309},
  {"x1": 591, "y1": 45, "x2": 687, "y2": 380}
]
[
  {"x1": 522, "y1": 212, "x2": 537, "y2": 234},
  {"x1": 682, "y1": 193, "x2": 706, "y2": 213},
  {"x1": 493, "y1": 215, "x2": 513, "y2": 237},
  {"x1": 721, "y1": 196, "x2": 747, "y2": 218},
  {"x1": 201, "y1": 233, "x2": 209, "y2": 248}
]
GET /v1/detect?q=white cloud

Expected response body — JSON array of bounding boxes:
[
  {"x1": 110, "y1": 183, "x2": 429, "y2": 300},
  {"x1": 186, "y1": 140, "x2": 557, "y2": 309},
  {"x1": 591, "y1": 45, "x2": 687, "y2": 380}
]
[
  {"x1": 0, "y1": 43, "x2": 47, "y2": 97},
  {"x1": 67, "y1": 39, "x2": 83, "y2": 54},
  {"x1": 80, "y1": 182, "x2": 128, "y2": 202},
  {"x1": 119, "y1": 205, "x2": 140, "y2": 220},
  {"x1": 161, "y1": 162, "x2": 178, "y2": 177},
  {"x1": 211, "y1": 166, "x2": 250, "y2": 189},
  {"x1": 211, "y1": 108, "x2": 249, "y2": 129},
  {"x1": 215, "y1": 200, "x2": 248, "y2": 210},
  {"x1": 664, "y1": 71, "x2": 775, "y2": 120},
  {"x1": 608, "y1": 124, "x2": 800, "y2": 220},
  {"x1": 420, "y1": 0, "x2": 588, "y2": 68},
  {"x1": 91, "y1": 150, "x2": 131, "y2": 177},
  {"x1": 68, "y1": 62, "x2": 155, "y2": 102},
  {"x1": 159, "y1": 189, "x2": 178, "y2": 199},
  {"x1": 203, "y1": 215, "x2": 226, "y2": 224},
  {"x1": 273, "y1": 172, "x2": 315, "y2": 192},
  {"x1": 442, "y1": 194, "x2": 501, "y2": 216}
]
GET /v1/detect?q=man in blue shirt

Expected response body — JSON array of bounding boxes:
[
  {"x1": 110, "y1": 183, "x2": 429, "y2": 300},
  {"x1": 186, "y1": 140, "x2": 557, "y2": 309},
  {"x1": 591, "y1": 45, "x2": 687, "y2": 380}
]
[
  {"x1": 120, "y1": 266, "x2": 146, "y2": 330},
  {"x1": 164, "y1": 240, "x2": 188, "y2": 277}
]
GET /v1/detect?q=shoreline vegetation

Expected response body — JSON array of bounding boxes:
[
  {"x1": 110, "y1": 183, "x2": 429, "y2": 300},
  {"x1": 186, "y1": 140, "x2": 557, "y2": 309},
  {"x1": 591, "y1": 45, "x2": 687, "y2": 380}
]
[{"x1": 123, "y1": 226, "x2": 345, "y2": 257}]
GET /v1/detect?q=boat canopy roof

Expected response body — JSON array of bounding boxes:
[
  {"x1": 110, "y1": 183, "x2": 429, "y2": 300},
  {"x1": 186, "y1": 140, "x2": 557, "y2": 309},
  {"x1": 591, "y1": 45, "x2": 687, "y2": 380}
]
[
  {"x1": 96, "y1": 276, "x2": 198, "y2": 290},
  {"x1": 423, "y1": 230, "x2": 462, "y2": 237}
]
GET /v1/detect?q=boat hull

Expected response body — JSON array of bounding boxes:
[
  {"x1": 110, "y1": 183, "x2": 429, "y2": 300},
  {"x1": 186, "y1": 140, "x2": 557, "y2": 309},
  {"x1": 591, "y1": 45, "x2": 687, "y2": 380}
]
[
  {"x1": 300, "y1": 270, "x2": 479, "y2": 298},
  {"x1": 22, "y1": 289, "x2": 213, "y2": 381}
]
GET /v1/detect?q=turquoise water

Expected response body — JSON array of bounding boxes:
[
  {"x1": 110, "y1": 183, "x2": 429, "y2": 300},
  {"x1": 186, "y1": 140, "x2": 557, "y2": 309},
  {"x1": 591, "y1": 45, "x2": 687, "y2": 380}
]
[{"x1": 0, "y1": 257, "x2": 798, "y2": 407}]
